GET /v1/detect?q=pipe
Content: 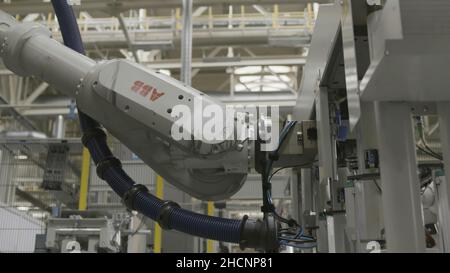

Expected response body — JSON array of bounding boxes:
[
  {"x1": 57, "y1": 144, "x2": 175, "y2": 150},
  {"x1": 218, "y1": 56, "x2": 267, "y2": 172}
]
[
  {"x1": 180, "y1": 0, "x2": 193, "y2": 85},
  {"x1": 54, "y1": 115, "x2": 65, "y2": 139},
  {"x1": 49, "y1": 1, "x2": 273, "y2": 248}
]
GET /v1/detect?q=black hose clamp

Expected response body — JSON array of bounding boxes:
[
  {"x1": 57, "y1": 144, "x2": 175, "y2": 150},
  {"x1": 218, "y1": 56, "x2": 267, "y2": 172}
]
[
  {"x1": 157, "y1": 201, "x2": 180, "y2": 230},
  {"x1": 122, "y1": 184, "x2": 149, "y2": 211},
  {"x1": 96, "y1": 156, "x2": 122, "y2": 180},
  {"x1": 81, "y1": 127, "x2": 107, "y2": 147},
  {"x1": 260, "y1": 204, "x2": 275, "y2": 213},
  {"x1": 268, "y1": 151, "x2": 279, "y2": 161},
  {"x1": 238, "y1": 214, "x2": 279, "y2": 251}
]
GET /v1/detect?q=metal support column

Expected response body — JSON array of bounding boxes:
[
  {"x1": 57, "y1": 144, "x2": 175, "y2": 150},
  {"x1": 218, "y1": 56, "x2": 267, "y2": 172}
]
[
  {"x1": 353, "y1": 102, "x2": 382, "y2": 252},
  {"x1": 157, "y1": 0, "x2": 196, "y2": 253},
  {"x1": 206, "y1": 202, "x2": 215, "y2": 253},
  {"x1": 316, "y1": 87, "x2": 333, "y2": 211},
  {"x1": 300, "y1": 168, "x2": 314, "y2": 225},
  {"x1": 299, "y1": 168, "x2": 314, "y2": 253},
  {"x1": 180, "y1": 0, "x2": 193, "y2": 86},
  {"x1": 153, "y1": 175, "x2": 164, "y2": 253},
  {"x1": 54, "y1": 115, "x2": 65, "y2": 139},
  {"x1": 315, "y1": 87, "x2": 346, "y2": 252},
  {"x1": 291, "y1": 170, "x2": 301, "y2": 225},
  {"x1": 315, "y1": 87, "x2": 331, "y2": 252},
  {"x1": 78, "y1": 148, "x2": 90, "y2": 211},
  {"x1": 375, "y1": 102, "x2": 425, "y2": 252}
]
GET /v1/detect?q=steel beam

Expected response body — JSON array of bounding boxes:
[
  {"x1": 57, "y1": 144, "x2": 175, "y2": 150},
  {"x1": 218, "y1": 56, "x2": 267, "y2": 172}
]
[
  {"x1": 23, "y1": 82, "x2": 49, "y2": 105},
  {"x1": 15, "y1": 188, "x2": 52, "y2": 213},
  {"x1": 290, "y1": 169, "x2": 301, "y2": 225},
  {"x1": 353, "y1": 102, "x2": 382, "y2": 252},
  {"x1": 375, "y1": 102, "x2": 425, "y2": 252},
  {"x1": 0, "y1": 57, "x2": 305, "y2": 75},
  {"x1": 0, "y1": 94, "x2": 39, "y2": 131},
  {"x1": 340, "y1": 0, "x2": 362, "y2": 131},
  {"x1": 316, "y1": 86, "x2": 346, "y2": 253},
  {"x1": 117, "y1": 13, "x2": 140, "y2": 63},
  {"x1": 192, "y1": 47, "x2": 223, "y2": 78},
  {"x1": 438, "y1": 102, "x2": 450, "y2": 252},
  {"x1": 315, "y1": 87, "x2": 333, "y2": 252},
  {"x1": 180, "y1": 0, "x2": 193, "y2": 86},
  {"x1": 293, "y1": 4, "x2": 341, "y2": 121},
  {"x1": 0, "y1": 0, "x2": 334, "y2": 15},
  {"x1": 144, "y1": 56, "x2": 306, "y2": 69}
]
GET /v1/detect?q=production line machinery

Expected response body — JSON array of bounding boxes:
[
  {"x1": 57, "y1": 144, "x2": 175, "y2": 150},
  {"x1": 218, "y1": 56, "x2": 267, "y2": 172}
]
[
  {"x1": 0, "y1": 2, "x2": 318, "y2": 252},
  {"x1": 292, "y1": 0, "x2": 450, "y2": 253},
  {"x1": 2, "y1": 0, "x2": 450, "y2": 253}
]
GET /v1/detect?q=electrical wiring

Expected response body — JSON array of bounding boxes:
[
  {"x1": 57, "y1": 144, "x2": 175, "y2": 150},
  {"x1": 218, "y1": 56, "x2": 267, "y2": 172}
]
[
  {"x1": 279, "y1": 232, "x2": 316, "y2": 242},
  {"x1": 299, "y1": 234, "x2": 315, "y2": 240},
  {"x1": 422, "y1": 144, "x2": 442, "y2": 159},
  {"x1": 295, "y1": 227, "x2": 304, "y2": 238},
  {"x1": 278, "y1": 225, "x2": 317, "y2": 248},
  {"x1": 129, "y1": 214, "x2": 146, "y2": 237},
  {"x1": 372, "y1": 179, "x2": 382, "y2": 194},
  {"x1": 279, "y1": 241, "x2": 318, "y2": 249},
  {"x1": 279, "y1": 232, "x2": 314, "y2": 241},
  {"x1": 419, "y1": 138, "x2": 443, "y2": 159},
  {"x1": 417, "y1": 145, "x2": 443, "y2": 161},
  {"x1": 272, "y1": 208, "x2": 293, "y2": 225},
  {"x1": 416, "y1": 118, "x2": 443, "y2": 160},
  {"x1": 110, "y1": 214, "x2": 132, "y2": 252},
  {"x1": 266, "y1": 162, "x2": 318, "y2": 227},
  {"x1": 275, "y1": 202, "x2": 318, "y2": 250},
  {"x1": 421, "y1": 177, "x2": 434, "y2": 191},
  {"x1": 269, "y1": 161, "x2": 319, "y2": 182},
  {"x1": 417, "y1": 145, "x2": 438, "y2": 159},
  {"x1": 279, "y1": 236, "x2": 316, "y2": 243},
  {"x1": 261, "y1": 120, "x2": 299, "y2": 227},
  {"x1": 261, "y1": 120, "x2": 318, "y2": 229},
  {"x1": 279, "y1": 231, "x2": 317, "y2": 249},
  {"x1": 293, "y1": 227, "x2": 315, "y2": 240},
  {"x1": 262, "y1": 121, "x2": 317, "y2": 249}
]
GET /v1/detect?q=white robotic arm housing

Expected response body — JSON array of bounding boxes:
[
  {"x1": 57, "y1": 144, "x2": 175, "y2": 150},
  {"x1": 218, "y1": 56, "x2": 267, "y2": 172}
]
[{"x1": 0, "y1": 11, "x2": 250, "y2": 200}]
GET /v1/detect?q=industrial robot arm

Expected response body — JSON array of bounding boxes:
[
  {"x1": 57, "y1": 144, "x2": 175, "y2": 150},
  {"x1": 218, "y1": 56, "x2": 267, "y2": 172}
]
[
  {"x1": 0, "y1": 10, "x2": 250, "y2": 201},
  {"x1": 0, "y1": 8, "x2": 317, "y2": 251},
  {"x1": 0, "y1": 9, "x2": 285, "y2": 251}
]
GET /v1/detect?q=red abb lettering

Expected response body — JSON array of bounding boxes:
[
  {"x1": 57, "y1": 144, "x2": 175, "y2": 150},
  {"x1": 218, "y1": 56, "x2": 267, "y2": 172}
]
[
  {"x1": 130, "y1": 80, "x2": 165, "y2": 102},
  {"x1": 131, "y1": 81, "x2": 144, "y2": 92},
  {"x1": 150, "y1": 89, "x2": 165, "y2": 101}
]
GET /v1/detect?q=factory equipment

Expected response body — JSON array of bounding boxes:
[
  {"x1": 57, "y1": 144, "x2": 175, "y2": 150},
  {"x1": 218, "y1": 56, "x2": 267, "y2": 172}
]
[
  {"x1": 0, "y1": 2, "x2": 317, "y2": 252},
  {"x1": 43, "y1": 216, "x2": 118, "y2": 253},
  {"x1": 291, "y1": 0, "x2": 450, "y2": 253},
  {"x1": 37, "y1": 211, "x2": 150, "y2": 253},
  {"x1": 1, "y1": 0, "x2": 450, "y2": 254}
]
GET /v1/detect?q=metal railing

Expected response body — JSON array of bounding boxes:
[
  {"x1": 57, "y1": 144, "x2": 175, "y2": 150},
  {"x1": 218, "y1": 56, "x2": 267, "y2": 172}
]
[{"x1": 27, "y1": 8, "x2": 315, "y2": 44}]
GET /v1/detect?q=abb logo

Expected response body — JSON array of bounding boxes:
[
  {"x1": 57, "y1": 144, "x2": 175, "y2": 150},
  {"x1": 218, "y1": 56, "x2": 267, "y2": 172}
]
[{"x1": 131, "y1": 80, "x2": 165, "y2": 102}]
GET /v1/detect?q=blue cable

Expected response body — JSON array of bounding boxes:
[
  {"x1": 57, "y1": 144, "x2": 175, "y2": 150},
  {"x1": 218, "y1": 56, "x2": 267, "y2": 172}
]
[
  {"x1": 280, "y1": 241, "x2": 317, "y2": 249},
  {"x1": 294, "y1": 226, "x2": 304, "y2": 239}
]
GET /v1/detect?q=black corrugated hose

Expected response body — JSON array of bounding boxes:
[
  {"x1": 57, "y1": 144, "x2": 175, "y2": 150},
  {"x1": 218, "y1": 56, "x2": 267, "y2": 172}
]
[{"x1": 49, "y1": 0, "x2": 273, "y2": 248}]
